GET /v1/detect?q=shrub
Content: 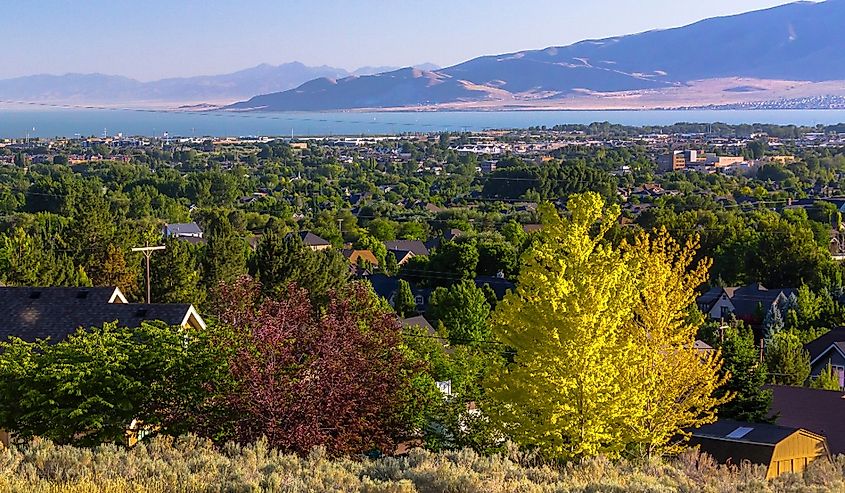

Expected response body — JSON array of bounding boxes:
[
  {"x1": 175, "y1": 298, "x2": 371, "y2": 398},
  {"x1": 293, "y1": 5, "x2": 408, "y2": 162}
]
[{"x1": 1, "y1": 437, "x2": 845, "y2": 492}]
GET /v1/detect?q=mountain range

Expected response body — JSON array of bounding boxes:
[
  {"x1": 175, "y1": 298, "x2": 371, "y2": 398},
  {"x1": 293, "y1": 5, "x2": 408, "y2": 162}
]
[
  {"x1": 4, "y1": 1, "x2": 845, "y2": 111},
  {"x1": 0, "y1": 62, "x2": 439, "y2": 105},
  {"x1": 227, "y1": 0, "x2": 845, "y2": 111}
]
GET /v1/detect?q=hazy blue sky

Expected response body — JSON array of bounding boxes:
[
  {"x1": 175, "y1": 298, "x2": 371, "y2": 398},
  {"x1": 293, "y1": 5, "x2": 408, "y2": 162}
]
[{"x1": 2, "y1": 0, "x2": 803, "y2": 80}]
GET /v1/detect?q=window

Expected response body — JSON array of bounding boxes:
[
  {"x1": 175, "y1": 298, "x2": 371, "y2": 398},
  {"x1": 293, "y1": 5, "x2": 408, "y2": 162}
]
[
  {"x1": 720, "y1": 306, "x2": 732, "y2": 319},
  {"x1": 833, "y1": 365, "x2": 845, "y2": 390},
  {"x1": 726, "y1": 427, "x2": 754, "y2": 439}
]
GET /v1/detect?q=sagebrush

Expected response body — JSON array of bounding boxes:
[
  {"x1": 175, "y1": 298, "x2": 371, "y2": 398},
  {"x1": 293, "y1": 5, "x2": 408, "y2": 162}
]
[{"x1": 1, "y1": 435, "x2": 844, "y2": 492}]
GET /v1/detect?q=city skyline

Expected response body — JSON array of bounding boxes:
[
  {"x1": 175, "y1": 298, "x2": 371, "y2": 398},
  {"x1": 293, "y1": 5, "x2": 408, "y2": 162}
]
[{"x1": 2, "y1": 0, "x2": 807, "y2": 81}]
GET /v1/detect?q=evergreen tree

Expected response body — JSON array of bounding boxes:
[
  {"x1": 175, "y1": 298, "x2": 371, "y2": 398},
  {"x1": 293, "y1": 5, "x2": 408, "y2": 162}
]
[
  {"x1": 480, "y1": 283, "x2": 499, "y2": 311},
  {"x1": 151, "y1": 238, "x2": 205, "y2": 304},
  {"x1": 393, "y1": 279, "x2": 417, "y2": 317},
  {"x1": 202, "y1": 215, "x2": 247, "y2": 289},
  {"x1": 88, "y1": 244, "x2": 138, "y2": 295},
  {"x1": 762, "y1": 305, "x2": 785, "y2": 341},
  {"x1": 810, "y1": 362, "x2": 842, "y2": 391},
  {"x1": 252, "y1": 230, "x2": 349, "y2": 304},
  {"x1": 764, "y1": 330, "x2": 810, "y2": 386},
  {"x1": 717, "y1": 326, "x2": 772, "y2": 422},
  {"x1": 384, "y1": 249, "x2": 399, "y2": 276}
]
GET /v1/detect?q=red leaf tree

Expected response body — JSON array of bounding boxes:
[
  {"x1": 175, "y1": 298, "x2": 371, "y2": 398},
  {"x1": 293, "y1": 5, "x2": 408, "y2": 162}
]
[{"x1": 213, "y1": 276, "x2": 410, "y2": 455}]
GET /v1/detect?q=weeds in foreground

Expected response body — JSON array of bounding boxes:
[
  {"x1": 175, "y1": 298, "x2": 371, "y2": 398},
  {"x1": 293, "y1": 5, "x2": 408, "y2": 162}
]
[{"x1": 0, "y1": 435, "x2": 843, "y2": 492}]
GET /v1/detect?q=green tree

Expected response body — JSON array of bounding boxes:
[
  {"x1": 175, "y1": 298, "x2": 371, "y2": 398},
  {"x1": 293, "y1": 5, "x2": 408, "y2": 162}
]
[
  {"x1": 252, "y1": 231, "x2": 350, "y2": 304},
  {"x1": 354, "y1": 233, "x2": 388, "y2": 269},
  {"x1": 151, "y1": 238, "x2": 205, "y2": 304},
  {"x1": 0, "y1": 323, "x2": 230, "y2": 446},
  {"x1": 384, "y1": 248, "x2": 399, "y2": 276},
  {"x1": 367, "y1": 218, "x2": 398, "y2": 241},
  {"x1": 764, "y1": 330, "x2": 810, "y2": 386},
  {"x1": 717, "y1": 326, "x2": 772, "y2": 422},
  {"x1": 428, "y1": 280, "x2": 490, "y2": 344},
  {"x1": 429, "y1": 241, "x2": 479, "y2": 281},
  {"x1": 202, "y1": 215, "x2": 247, "y2": 289},
  {"x1": 0, "y1": 228, "x2": 89, "y2": 287},
  {"x1": 88, "y1": 244, "x2": 138, "y2": 294},
  {"x1": 393, "y1": 279, "x2": 417, "y2": 317},
  {"x1": 810, "y1": 362, "x2": 841, "y2": 391}
]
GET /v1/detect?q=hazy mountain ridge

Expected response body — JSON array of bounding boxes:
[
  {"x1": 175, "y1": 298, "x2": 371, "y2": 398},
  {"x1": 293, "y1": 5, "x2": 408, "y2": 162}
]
[
  {"x1": 0, "y1": 62, "x2": 350, "y2": 104},
  {"x1": 0, "y1": 62, "x2": 443, "y2": 105},
  {"x1": 228, "y1": 0, "x2": 845, "y2": 111}
]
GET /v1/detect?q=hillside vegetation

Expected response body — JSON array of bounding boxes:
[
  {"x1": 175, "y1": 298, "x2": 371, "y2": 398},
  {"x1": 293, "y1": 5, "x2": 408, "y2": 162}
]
[{"x1": 3, "y1": 435, "x2": 845, "y2": 493}]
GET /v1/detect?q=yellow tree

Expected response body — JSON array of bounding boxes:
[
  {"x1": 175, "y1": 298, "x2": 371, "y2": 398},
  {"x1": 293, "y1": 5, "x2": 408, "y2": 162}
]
[
  {"x1": 621, "y1": 229, "x2": 729, "y2": 457},
  {"x1": 485, "y1": 193, "x2": 642, "y2": 460}
]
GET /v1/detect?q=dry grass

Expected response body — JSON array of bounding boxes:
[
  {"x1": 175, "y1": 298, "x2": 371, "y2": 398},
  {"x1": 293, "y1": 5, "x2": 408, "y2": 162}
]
[{"x1": 1, "y1": 436, "x2": 844, "y2": 492}]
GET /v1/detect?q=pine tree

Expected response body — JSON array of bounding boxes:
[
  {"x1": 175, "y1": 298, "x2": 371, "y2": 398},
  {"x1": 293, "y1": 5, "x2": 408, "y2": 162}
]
[
  {"x1": 393, "y1": 279, "x2": 417, "y2": 317},
  {"x1": 202, "y1": 215, "x2": 247, "y2": 289},
  {"x1": 384, "y1": 249, "x2": 399, "y2": 276},
  {"x1": 810, "y1": 362, "x2": 841, "y2": 391},
  {"x1": 151, "y1": 238, "x2": 205, "y2": 304},
  {"x1": 252, "y1": 230, "x2": 349, "y2": 305},
  {"x1": 762, "y1": 305, "x2": 785, "y2": 341},
  {"x1": 88, "y1": 244, "x2": 138, "y2": 295},
  {"x1": 764, "y1": 330, "x2": 810, "y2": 386},
  {"x1": 717, "y1": 326, "x2": 772, "y2": 422}
]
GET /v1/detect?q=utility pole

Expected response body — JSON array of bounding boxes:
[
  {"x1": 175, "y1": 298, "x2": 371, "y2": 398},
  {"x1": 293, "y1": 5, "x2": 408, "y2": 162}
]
[{"x1": 131, "y1": 245, "x2": 166, "y2": 303}]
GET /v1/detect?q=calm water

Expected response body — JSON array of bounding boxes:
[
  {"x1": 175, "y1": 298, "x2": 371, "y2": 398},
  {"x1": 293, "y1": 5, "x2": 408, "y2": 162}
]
[{"x1": 3, "y1": 107, "x2": 845, "y2": 138}]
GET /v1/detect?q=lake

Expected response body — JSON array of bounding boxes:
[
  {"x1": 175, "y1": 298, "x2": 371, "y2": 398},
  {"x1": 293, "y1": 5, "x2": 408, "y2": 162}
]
[{"x1": 3, "y1": 107, "x2": 845, "y2": 138}]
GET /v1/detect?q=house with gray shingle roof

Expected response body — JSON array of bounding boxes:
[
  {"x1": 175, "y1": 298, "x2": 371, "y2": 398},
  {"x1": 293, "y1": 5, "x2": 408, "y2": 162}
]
[
  {"x1": 163, "y1": 222, "x2": 204, "y2": 239},
  {"x1": 0, "y1": 286, "x2": 205, "y2": 344}
]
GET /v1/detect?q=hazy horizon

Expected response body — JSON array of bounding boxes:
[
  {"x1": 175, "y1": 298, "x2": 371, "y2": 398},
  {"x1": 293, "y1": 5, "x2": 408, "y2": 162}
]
[{"x1": 2, "y1": 0, "x2": 812, "y2": 81}]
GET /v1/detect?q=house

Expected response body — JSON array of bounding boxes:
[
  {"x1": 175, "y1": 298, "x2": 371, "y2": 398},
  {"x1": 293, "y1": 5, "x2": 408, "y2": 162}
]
[
  {"x1": 522, "y1": 224, "x2": 542, "y2": 234},
  {"x1": 694, "y1": 340, "x2": 715, "y2": 354},
  {"x1": 0, "y1": 286, "x2": 206, "y2": 449},
  {"x1": 474, "y1": 275, "x2": 516, "y2": 300},
  {"x1": 768, "y1": 385, "x2": 845, "y2": 455},
  {"x1": 384, "y1": 240, "x2": 429, "y2": 257},
  {"x1": 805, "y1": 327, "x2": 845, "y2": 388},
  {"x1": 0, "y1": 286, "x2": 206, "y2": 343},
  {"x1": 401, "y1": 315, "x2": 436, "y2": 336},
  {"x1": 689, "y1": 419, "x2": 830, "y2": 479},
  {"x1": 367, "y1": 275, "x2": 432, "y2": 313},
  {"x1": 342, "y1": 249, "x2": 379, "y2": 268},
  {"x1": 391, "y1": 250, "x2": 416, "y2": 266},
  {"x1": 163, "y1": 222, "x2": 203, "y2": 239},
  {"x1": 294, "y1": 231, "x2": 331, "y2": 251},
  {"x1": 443, "y1": 229, "x2": 463, "y2": 242},
  {"x1": 480, "y1": 160, "x2": 497, "y2": 174},
  {"x1": 696, "y1": 283, "x2": 796, "y2": 325},
  {"x1": 425, "y1": 203, "x2": 445, "y2": 213}
]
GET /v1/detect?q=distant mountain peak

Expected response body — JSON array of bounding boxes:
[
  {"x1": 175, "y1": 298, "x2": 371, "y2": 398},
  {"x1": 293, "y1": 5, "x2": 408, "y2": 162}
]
[{"x1": 225, "y1": 0, "x2": 845, "y2": 111}]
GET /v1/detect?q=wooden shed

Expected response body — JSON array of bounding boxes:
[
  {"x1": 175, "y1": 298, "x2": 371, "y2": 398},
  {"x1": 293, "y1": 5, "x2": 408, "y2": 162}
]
[{"x1": 690, "y1": 419, "x2": 830, "y2": 479}]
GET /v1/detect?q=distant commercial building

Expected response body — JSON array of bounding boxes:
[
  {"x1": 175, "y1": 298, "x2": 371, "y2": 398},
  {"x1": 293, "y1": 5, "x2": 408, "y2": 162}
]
[
  {"x1": 658, "y1": 150, "x2": 700, "y2": 172},
  {"x1": 658, "y1": 150, "x2": 746, "y2": 172}
]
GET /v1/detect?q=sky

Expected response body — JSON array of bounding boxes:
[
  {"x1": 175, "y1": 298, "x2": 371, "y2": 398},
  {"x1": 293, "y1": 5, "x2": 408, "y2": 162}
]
[{"x1": 1, "y1": 0, "x2": 805, "y2": 81}]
